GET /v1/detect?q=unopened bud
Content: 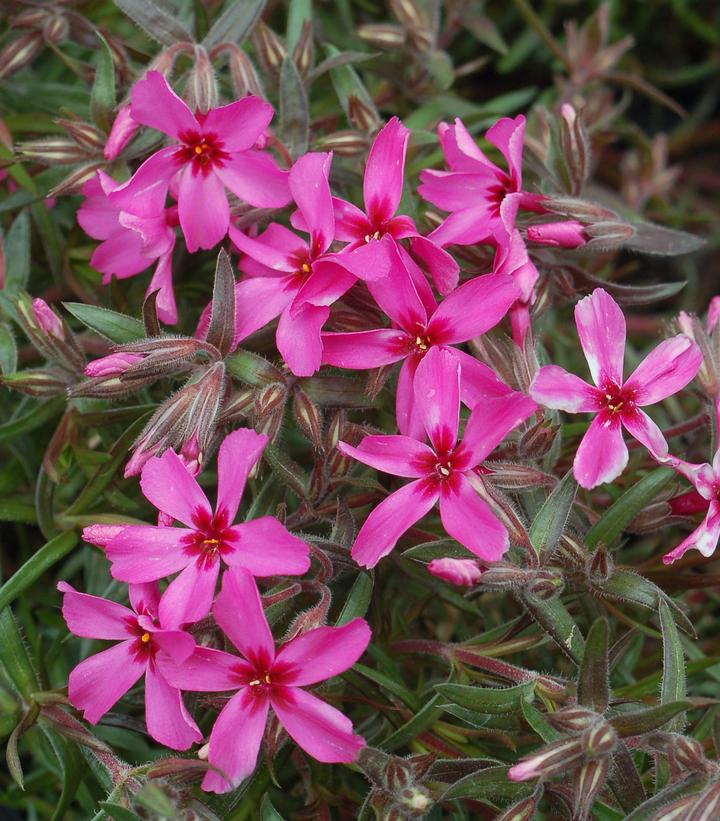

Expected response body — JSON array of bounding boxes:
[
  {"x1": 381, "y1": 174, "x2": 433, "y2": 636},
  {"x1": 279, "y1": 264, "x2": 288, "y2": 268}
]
[
  {"x1": 57, "y1": 118, "x2": 106, "y2": 153},
  {"x1": 524, "y1": 570, "x2": 564, "y2": 600},
  {"x1": 292, "y1": 19, "x2": 314, "y2": 76},
  {"x1": 385, "y1": 758, "x2": 414, "y2": 792},
  {"x1": 488, "y1": 463, "x2": 556, "y2": 490},
  {"x1": 572, "y1": 758, "x2": 609, "y2": 820},
  {"x1": 256, "y1": 382, "x2": 288, "y2": 419},
  {"x1": 48, "y1": 162, "x2": 103, "y2": 197},
  {"x1": 324, "y1": 411, "x2": 347, "y2": 452},
  {"x1": 708, "y1": 296, "x2": 720, "y2": 334},
  {"x1": 559, "y1": 104, "x2": 590, "y2": 193},
  {"x1": 314, "y1": 130, "x2": 368, "y2": 157},
  {"x1": 676, "y1": 311, "x2": 718, "y2": 397},
  {"x1": 588, "y1": 546, "x2": 613, "y2": 583},
  {"x1": 686, "y1": 782, "x2": 720, "y2": 820},
  {"x1": 18, "y1": 138, "x2": 91, "y2": 165},
  {"x1": 186, "y1": 46, "x2": 218, "y2": 113},
  {"x1": 673, "y1": 735, "x2": 705, "y2": 771},
  {"x1": 82, "y1": 524, "x2": 127, "y2": 547},
  {"x1": 84, "y1": 352, "x2": 144, "y2": 378},
  {"x1": 390, "y1": 0, "x2": 429, "y2": 30},
  {"x1": 548, "y1": 707, "x2": 599, "y2": 733},
  {"x1": 293, "y1": 387, "x2": 323, "y2": 451},
  {"x1": 357, "y1": 23, "x2": 407, "y2": 49},
  {"x1": 543, "y1": 197, "x2": 617, "y2": 222},
  {"x1": 508, "y1": 737, "x2": 585, "y2": 781},
  {"x1": 527, "y1": 221, "x2": 587, "y2": 249},
  {"x1": 427, "y1": 558, "x2": 483, "y2": 586},
  {"x1": 398, "y1": 786, "x2": 432, "y2": 814},
  {"x1": 0, "y1": 32, "x2": 44, "y2": 81},
  {"x1": 582, "y1": 720, "x2": 617, "y2": 758},
  {"x1": 32, "y1": 298, "x2": 63, "y2": 338},
  {"x1": 228, "y1": 49, "x2": 265, "y2": 98},
  {"x1": 251, "y1": 20, "x2": 286, "y2": 76},
  {"x1": 348, "y1": 94, "x2": 381, "y2": 134},
  {"x1": 1, "y1": 368, "x2": 71, "y2": 397},
  {"x1": 104, "y1": 105, "x2": 139, "y2": 160},
  {"x1": 584, "y1": 220, "x2": 636, "y2": 247},
  {"x1": 476, "y1": 563, "x2": 529, "y2": 590},
  {"x1": 495, "y1": 794, "x2": 541, "y2": 821},
  {"x1": 516, "y1": 418, "x2": 558, "y2": 458},
  {"x1": 41, "y1": 13, "x2": 69, "y2": 45}
]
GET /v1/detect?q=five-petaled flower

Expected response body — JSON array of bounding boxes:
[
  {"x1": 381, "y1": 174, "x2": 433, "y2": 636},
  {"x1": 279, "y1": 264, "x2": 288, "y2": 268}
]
[
  {"x1": 339, "y1": 346, "x2": 537, "y2": 567},
  {"x1": 58, "y1": 580, "x2": 202, "y2": 750},
  {"x1": 530, "y1": 288, "x2": 702, "y2": 489},
  {"x1": 161, "y1": 568, "x2": 371, "y2": 792},
  {"x1": 102, "y1": 428, "x2": 310, "y2": 625}
]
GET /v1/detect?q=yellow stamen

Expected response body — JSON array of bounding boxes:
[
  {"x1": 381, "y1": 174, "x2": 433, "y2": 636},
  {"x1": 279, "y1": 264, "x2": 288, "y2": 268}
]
[
  {"x1": 439, "y1": 466, "x2": 451, "y2": 477},
  {"x1": 141, "y1": 632, "x2": 151, "y2": 643},
  {"x1": 204, "y1": 538, "x2": 220, "y2": 545},
  {"x1": 264, "y1": 673, "x2": 271, "y2": 684},
  {"x1": 302, "y1": 263, "x2": 311, "y2": 273},
  {"x1": 249, "y1": 679, "x2": 261, "y2": 686}
]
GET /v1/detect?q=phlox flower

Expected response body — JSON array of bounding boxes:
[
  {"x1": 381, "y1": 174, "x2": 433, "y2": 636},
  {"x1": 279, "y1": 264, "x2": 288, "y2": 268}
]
[
  {"x1": 78, "y1": 170, "x2": 178, "y2": 324},
  {"x1": 493, "y1": 227, "x2": 540, "y2": 347},
  {"x1": 339, "y1": 347, "x2": 537, "y2": 568},
  {"x1": 161, "y1": 568, "x2": 371, "y2": 793},
  {"x1": 57, "y1": 580, "x2": 201, "y2": 750},
  {"x1": 316, "y1": 116, "x2": 459, "y2": 294},
  {"x1": 321, "y1": 242, "x2": 522, "y2": 437},
  {"x1": 109, "y1": 71, "x2": 289, "y2": 252},
  {"x1": 530, "y1": 288, "x2": 702, "y2": 489},
  {"x1": 229, "y1": 151, "x2": 358, "y2": 376},
  {"x1": 103, "y1": 428, "x2": 310, "y2": 624},
  {"x1": 84, "y1": 352, "x2": 144, "y2": 377},
  {"x1": 419, "y1": 115, "x2": 545, "y2": 249},
  {"x1": 427, "y1": 557, "x2": 484, "y2": 586}
]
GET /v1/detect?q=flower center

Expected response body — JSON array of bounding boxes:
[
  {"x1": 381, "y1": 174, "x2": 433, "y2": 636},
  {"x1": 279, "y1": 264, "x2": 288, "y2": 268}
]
[
  {"x1": 248, "y1": 673, "x2": 272, "y2": 686},
  {"x1": 600, "y1": 381, "x2": 634, "y2": 417},
  {"x1": 141, "y1": 632, "x2": 151, "y2": 643},
  {"x1": 364, "y1": 230, "x2": 382, "y2": 243},
  {"x1": 435, "y1": 460, "x2": 453, "y2": 480},
  {"x1": 185, "y1": 509, "x2": 234, "y2": 567},
  {"x1": 177, "y1": 130, "x2": 230, "y2": 176}
]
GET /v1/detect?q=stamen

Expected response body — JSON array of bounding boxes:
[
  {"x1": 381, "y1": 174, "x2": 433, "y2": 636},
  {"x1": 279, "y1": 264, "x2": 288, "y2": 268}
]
[
  {"x1": 439, "y1": 466, "x2": 451, "y2": 477},
  {"x1": 301, "y1": 263, "x2": 311, "y2": 273},
  {"x1": 249, "y1": 679, "x2": 261, "y2": 686},
  {"x1": 141, "y1": 632, "x2": 151, "y2": 643}
]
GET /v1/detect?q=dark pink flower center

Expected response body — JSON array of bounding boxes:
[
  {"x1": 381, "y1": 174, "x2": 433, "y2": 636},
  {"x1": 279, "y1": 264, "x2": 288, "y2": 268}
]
[
  {"x1": 598, "y1": 380, "x2": 636, "y2": 418},
  {"x1": 184, "y1": 508, "x2": 235, "y2": 568},
  {"x1": 176, "y1": 130, "x2": 230, "y2": 176},
  {"x1": 416, "y1": 442, "x2": 471, "y2": 488},
  {"x1": 126, "y1": 617, "x2": 157, "y2": 661}
]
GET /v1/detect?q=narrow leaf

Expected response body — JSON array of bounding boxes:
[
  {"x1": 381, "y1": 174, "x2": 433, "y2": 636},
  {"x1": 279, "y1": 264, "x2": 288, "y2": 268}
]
[
  {"x1": 203, "y1": 0, "x2": 265, "y2": 49},
  {"x1": 0, "y1": 609, "x2": 40, "y2": 698},
  {"x1": 520, "y1": 591, "x2": 585, "y2": 664},
  {"x1": 63, "y1": 303, "x2": 145, "y2": 343},
  {"x1": 335, "y1": 572, "x2": 373, "y2": 625},
  {"x1": 114, "y1": 0, "x2": 193, "y2": 46},
  {"x1": 441, "y1": 765, "x2": 534, "y2": 802},
  {"x1": 610, "y1": 701, "x2": 691, "y2": 738},
  {"x1": 529, "y1": 468, "x2": 577, "y2": 555},
  {"x1": 623, "y1": 222, "x2": 705, "y2": 256},
  {"x1": 578, "y1": 618, "x2": 610, "y2": 712},
  {"x1": 286, "y1": 0, "x2": 312, "y2": 52},
  {"x1": 205, "y1": 249, "x2": 236, "y2": 357},
  {"x1": 435, "y1": 680, "x2": 536, "y2": 715},
  {"x1": 90, "y1": 33, "x2": 116, "y2": 131},
  {"x1": 3, "y1": 211, "x2": 31, "y2": 293},
  {"x1": 659, "y1": 599, "x2": 686, "y2": 731},
  {"x1": 279, "y1": 56, "x2": 309, "y2": 158},
  {"x1": 226, "y1": 348, "x2": 284, "y2": 386}
]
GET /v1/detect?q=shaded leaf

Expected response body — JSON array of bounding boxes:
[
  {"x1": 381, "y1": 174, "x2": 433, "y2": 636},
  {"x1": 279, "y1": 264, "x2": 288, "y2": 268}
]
[
  {"x1": 90, "y1": 33, "x2": 116, "y2": 131},
  {"x1": 578, "y1": 618, "x2": 610, "y2": 712},
  {"x1": 659, "y1": 599, "x2": 686, "y2": 732},
  {"x1": 205, "y1": 249, "x2": 236, "y2": 357},
  {"x1": 435, "y1": 680, "x2": 536, "y2": 715},
  {"x1": 279, "y1": 56, "x2": 309, "y2": 158},
  {"x1": 203, "y1": 0, "x2": 265, "y2": 49},
  {"x1": 114, "y1": 0, "x2": 193, "y2": 46},
  {"x1": 3, "y1": 211, "x2": 31, "y2": 294},
  {"x1": 63, "y1": 303, "x2": 145, "y2": 344},
  {"x1": 520, "y1": 591, "x2": 585, "y2": 664},
  {"x1": 335, "y1": 572, "x2": 373, "y2": 626},
  {"x1": 529, "y1": 468, "x2": 577, "y2": 555},
  {"x1": 610, "y1": 701, "x2": 691, "y2": 738},
  {"x1": 440, "y1": 765, "x2": 534, "y2": 801}
]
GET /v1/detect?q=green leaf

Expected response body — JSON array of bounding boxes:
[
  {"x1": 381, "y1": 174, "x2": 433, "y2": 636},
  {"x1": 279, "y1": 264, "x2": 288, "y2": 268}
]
[
  {"x1": 300, "y1": 375, "x2": 375, "y2": 407},
  {"x1": 205, "y1": 249, "x2": 236, "y2": 357},
  {"x1": 114, "y1": 0, "x2": 193, "y2": 46},
  {"x1": 0, "y1": 608, "x2": 40, "y2": 698},
  {"x1": 335, "y1": 572, "x2": 373, "y2": 625},
  {"x1": 599, "y1": 570, "x2": 694, "y2": 635},
  {"x1": 286, "y1": 0, "x2": 312, "y2": 52},
  {"x1": 279, "y1": 56, "x2": 309, "y2": 158},
  {"x1": 659, "y1": 599, "x2": 686, "y2": 731},
  {"x1": 325, "y1": 44, "x2": 378, "y2": 121},
  {"x1": 529, "y1": 468, "x2": 577, "y2": 555},
  {"x1": 435, "y1": 681, "x2": 536, "y2": 715},
  {"x1": 308, "y1": 50, "x2": 377, "y2": 84},
  {"x1": 90, "y1": 33, "x2": 116, "y2": 131},
  {"x1": 624, "y1": 222, "x2": 705, "y2": 256},
  {"x1": 610, "y1": 701, "x2": 691, "y2": 738},
  {"x1": 0, "y1": 396, "x2": 65, "y2": 444},
  {"x1": 578, "y1": 618, "x2": 610, "y2": 712},
  {"x1": 63, "y1": 303, "x2": 145, "y2": 344},
  {"x1": 520, "y1": 591, "x2": 585, "y2": 664},
  {"x1": 585, "y1": 467, "x2": 675, "y2": 548},
  {"x1": 202, "y1": 0, "x2": 266, "y2": 49},
  {"x1": 440, "y1": 765, "x2": 534, "y2": 801},
  {"x1": 98, "y1": 803, "x2": 144, "y2": 821},
  {"x1": 134, "y1": 782, "x2": 178, "y2": 817},
  {"x1": 521, "y1": 700, "x2": 562, "y2": 743},
  {"x1": 0, "y1": 499, "x2": 37, "y2": 524},
  {"x1": 380, "y1": 693, "x2": 445, "y2": 752},
  {"x1": 3, "y1": 211, "x2": 31, "y2": 293},
  {"x1": 0, "y1": 323, "x2": 18, "y2": 375},
  {"x1": 402, "y1": 539, "x2": 470, "y2": 562},
  {"x1": 0, "y1": 531, "x2": 78, "y2": 613},
  {"x1": 226, "y1": 348, "x2": 284, "y2": 386},
  {"x1": 261, "y1": 795, "x2": 287, "y2": 821}
]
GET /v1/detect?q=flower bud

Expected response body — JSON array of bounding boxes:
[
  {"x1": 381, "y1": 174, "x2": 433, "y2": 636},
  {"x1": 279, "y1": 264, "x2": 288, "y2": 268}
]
[
  {"x1": 0, "y1": 32, "x2": 44, "y2": 81},
  {"x1": 104, "y1": 105, "x2": 139, "y2": 160},
  {"x1": 708, "y1": 296, "x2": 720, "y2": 334},
  {"x1": 495, "y1": 794, "x2": 542, "y2": 821},
  {"x1": 398, "y1": 786, "x2": 433, "y2": 815},
  {"x1": 390, "y1": 0, "x2": 429, "y2": 30},
  {"x1": 228, "y1": 49, "x2": 265, "y2": 99},
  {"x1": 1, "y1": 368, "x2": 72, "y2": 397},
  {"x1": 508, "y1": 737, "x2": 586, "y2": 781},
  {"x1": 32, "y1": 298, "x2": 63, "y2": 339},
  {"x1": 385, "y1": 758, "x2": 414, "y2": 792},
  {"x1": 582, "y1": 720, "x2": 617, "y2": 758},
  {"x1": 357, "y1": 23, "x2": 407, "y2": 50},
  {"x1": 48, "y1": 162, "x2": 102, "y2": 197},
  {"x1": 348, "y1": 94, "x2": 381, "y2": 134},
  {"x1": 84, "y1": 353, "x2": 144, "y2": 378},
  {"x1": 82, "y1": 524, "x2": 127, "y2": 547},
  {"x1": 57, "y1": 118, "x2": 106, "y2": 153},
  {"x1": 17, "y1": 138, "x2": 91, "y2": 165},
  {"x1": 251, "y1": 20, "x2": 286, "y2": 76},
  {"x1": 572, "y1": 758, "x2": 609, "y2": 820},
  {"x1": 42, "y1": 13, "x2": 69, "y2": 45},
  {"x1": 293, "y1": 386, "x2": 323, "y2": 451},
  {"x1": 543, "y1": 196, "x2": 618, "y2": 222},
  {"x1": 292, "y1": 19, "x2": 314, "y2": 76},
  {"x1": 524, "y1": 570, "x2": 564, "y2": 600},
  {"x1": 315, "y1": 130, "x2": 369, "y2": 157},
  {"x1": 548, "y1": 708, "x2": 599, "y2": 735},
  {"x1": 673, "y1": 735, "x2": 706, "y2": 771},
  {"x1": 527, "y1": 221, "x2": 587, "y2": 249},
  {"x1": 427, "y1": 557, "x2": 484, "y2": 586},
  {"x1": 588, "y1": 546, "x2": 613, "y2": 583},
  {"x1": 186, "y1": 45, "x2": 218, "y2": 113},
  {"x1": 675, "y1": 311, "x2": 718, "y2": 397},
  {"x1": 516, "y1": 418, "x2": 558, "y2": 459},
  {"x1": 584, "y1": 220, "x2": 636, "y2": 248}
]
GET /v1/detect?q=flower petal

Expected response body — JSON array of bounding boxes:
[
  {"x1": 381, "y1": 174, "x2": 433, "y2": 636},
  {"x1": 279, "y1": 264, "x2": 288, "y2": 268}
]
[
  {"x1": 574, "y1": 288, "x2": 626, "y2": 387},
  {"x1": 215, "y1": 150, "x2": 290, "y2": 208},
  {"x1": 108, "y1": 146, "x2": 179, "y2": 214},
  {"x1": 57, "y1": 582, "x2": 134, "y2": 640},
  {"x1": 271, "y1": 686, "x2": 364, "y2": 763},
  {"x1": 225, "y1": 517, "x2": 311, "y2": 577},
  {"x1": 276, "y1": 303, "x2": 329, "y2": 377},
  {"x1": 530, "y1": 366, "x2": 599, "y2": 413},
  {"x1": 274, "y1": 618, "x2": 371, "y2": 686},
  {"x1": 623, "y1": 335, "x2": 702, "y2": 405},
  {"x1": 486, "y1": 115, "x2": 525, "y2": 187},
  {"x1": 67, "y1": 640, "x2": 146, "y2": 724},
  {"x1": 146, "y1": 250, "x2": 177, "y2": 325},
  {"x1": 229, "y1": 224, "x2": 297, "y2": 271},
  {"x1": 351, "y1": 480, "x2": 438, "y2": 568},
  {"x1": 160, "y1": 646, "x2": 250, "y2": 691},
  {"x1": 321, "y1": 329, "x2": 408, "y2": 369},
  {"x1": 203, "y1": 689, "x2": 269, "y2": 793},
  {"x1": 332, "y1": 234, "x2": 396, "y2": 282},
  {"x1": 418, "y1": 170, "x2": 496, "y2": 211},
  {"x1": 414, "y1": 346, "x2": 461, "y2": 452},
  {"x1": 621, "y1": 408, "x2": 668, "y2": 458},
  {"x1": 106, "y1": 525, "x2": 192, "y2": 583},
  {"x1": 663, "y1": 501, "x2": 720, "y2": 564},
  {"x1": 366, "y1": 243, "x2": 427, "y2": 329},
  {"x1": 177, "y1": 165, "x2": 229, "y2": 252},
  {"x1": 128, "y1": 582, "x2": 161, "y2": 618},
  {"x1": 131, "y1": 71, "x2": 197, "y2": 138},
  {"x1": 439, "y1": 475, "x2": 509, "y2": 561},
  {"x1": 438, "y1": 118, "x2": 497, "y2": 172},
  {"x1": 233, "y1": 275, "x2": 298, "y2": 344},
  {"x1": 291, "y1": 259, "x2": 356, "y2": 312},
  {"x1": 427, "y1": 206, "x2": 495, "y2": 248},
  {"x1": 364, "y1": 116, "x2": 409, "y2": 223},
  {"x1": 158, "y1": 558, "x2": 220, "y2": 626},
  {"x1": 214, "y1": 567, "x2": 275, "y2": 667},
  {"x1": 144, "y1": 663, "x2": 202, "y2": 750},
  {"x1": 396, "y1": 356, "x2": 423, "y2": 439},
  {"x1": 462, "y1": 393, "x2": 537, "y2": 466},
  {"x1": 203, "y1": 97, "x2": 274, "y2": 151},
  {"x1": 217, "y1": 428, "x2": 269, "y2": 523},
  {"x1": 289, "y1": 151, "x2": 334, "y2": 253},
  {"x1": 141, "y1": 448, "x2": 212, "y2": 527},
  {"x1": 338, "y1": 435, "x2": 434, "y2": 478},
  {"x1": 573, "y1": 415, "x2": 628, "y2": 489},
  {"x1": 428, "y1": 272, "x2": 518, "y2": 344},
  {"x1": 452, "y1": 349, "x2": 515, "y2": 407},
  {"x1": 408, "y1": 235, "x2": 459, "y2": 295},
  {"x1": 427, "y1": 557, "x2": 483, "y2": 586}
]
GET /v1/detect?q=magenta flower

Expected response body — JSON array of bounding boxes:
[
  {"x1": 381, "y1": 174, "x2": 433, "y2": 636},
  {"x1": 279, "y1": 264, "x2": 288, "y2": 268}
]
[
  {"x1": 104, "y1": 103, "x2": 139, "y2": 160},
  {"x1": 32, "y1": 297, "x2": 63, "y2": 338},
  {"x1": 229, "y1": 151, "x2": 357, "y2": 376},
  {"x1": 708, "y1": 296, "x2": 720, "y2": 333},
  {"x1": 419, "y1": 115, "x2": 545, "y2": 248},
  {"x1": 530, "y1": 288, "x2": 702, "y2": 489},
  {"x1": 322, "y1": 117, "x2": 459, "y2": 294},
  {"x1": 339, "y1": 347, "x2": 537, "y2": 567},
  {"x1": 78, "y1": 170, "x2": 178, "y2": 324},
  {"x1": 84, "y1": 352, "x2": 144, "y2": 377},
  {"x1": 427, "y1": 557, "x2": 484, "y2": 586},
  {"x1": 493, "y1": 228, "x2": 539, "y2": 347},
  {"x1": 527, "y1": 220, "x2": 587, "y2": 248},
  {"x1": 109, "y1": 71, "x2": 289, "y2": 253},
  {"x1": 321, "y1": 242, "x2": 521, "y2": 437},
  {"x1": 58, "y1": 580, "x2": 201, "y2": 750},
  {"x1": 161, "y1": 568, "x2": 370, "y2": 793},
  {"x1": 105, "y1": 428, "x2": 310, "y2": 624}
]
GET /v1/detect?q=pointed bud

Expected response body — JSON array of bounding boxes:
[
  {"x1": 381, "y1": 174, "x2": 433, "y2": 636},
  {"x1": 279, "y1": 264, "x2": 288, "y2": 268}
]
[
  {"x1": 32, "y1": 298, "x2": 63, "y2": 339},
  {"x1": 548, "y1": 707, "x2": 599, "y2": 733},
  {"x1": 41, "y1": 13, "x2": 69, "y2": 45},
  {"x1": 1, "y1": 368, "x2": 72, "y2": 396},
  {"x1": 516, "y1": 418, "x2": 558, "y2": 459},
  {"x1": 104, "y1": 105, "x2": 139, "y2": 160},
  {"x1": 348, "y1": 94, "x2": 381, "y2": 134},
  {"x1": 292, "y1": 19, "x2": 314, "y2": 76},
  {"x1": 508, "y1": 737, "x2": 585, "y2": 781},
  {"x1": 398, "y1": 786, "x2": 433, "y2": 814},
  {"x1": 293, "y1": 387, "x2": 324, "y2": 451},
  {"x1": 385, "y1": 758, "x2": 415, "y2": 792},
  {"x1": 390, "y1": 0, "x2": 429, "y2": 30},
  {"x1": 17, "y1": 138, "x2": 91, "y2": 165},
  {"x1": 228, "y1": 48, "x2": 265, "y2": 98},
  {"x1": 572, "y1": 757, "x2": 609, "y2": 820},
  {"x1": 427, "y1": 558, "x2": 483, "y2": 586},
  {"x1": 82, "y1": 524, "x2": 127, "y2": 547},
  {"x1": 582, "y1": 720, "x2": 617, "y2": 758},
  {"x1": 48, "y1": 162, "x2": 103, "y2": 197},
  {"x1": 527, "y1": 221, "x2": 587, "y2": 249},
  {"x1": 673, "y1": 735, "x2": 706, "y2": 771},
  {"x1": 357, "y1": 23, "x2": 407, "y2": 49},
  {"x1": 84, "y1": 352, "x2": 144, "y2": 378},
  {"x1": 0, "y1": 32, "x2": 44, "y2": 81},
  {"x1": 186, "y1": 45, "x2": 218, "y2": 113},
  {"x1": 524, "y1": 570, "x2": 564, "y2": 600},
  {"x1": 486, "y1": 462, "x2": 556, "y2": 490},
  {"x1": 584, "y1": 220, "x2": 636, "y2": 247},
  {"x1": 251, "y1": 20, "x2": 286, "y2": 76},
  {"x1": 495, "y1": 793, "x2": 542, "y2": 821},
  {"x1": 57, "y1": 118, "x2": 106, "y2": 153},
  {"x1": 314, "y1": 130, "x2": 368, "y2": 157},
  {"x1": 588, "y1": 546, "x2": 613, "y2": 583}
]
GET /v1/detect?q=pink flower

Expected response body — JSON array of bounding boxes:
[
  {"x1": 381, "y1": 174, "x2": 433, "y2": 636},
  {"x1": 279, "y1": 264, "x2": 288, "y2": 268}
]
[
  {"x1": 419, "y1": 116, "x2": 545, "y2": 248},
  {"x1": 104, "y1": 104, "x2": 139, "y2": 160},
  {"x1": 78, "y1": 170, "x2": 178, "y2": 324},
  {"x1": 82, "y1": 524, "x2": 128, "y2": 547},
  {"x1": 84, "y1": 352, "x2": 144, "y2": 377},
  {"x1": 58, "y1": 580, "x2": 201, "y2": 750},
  {"x1": 708, "y1": 296, "x2": 720, "y2": 334},
  {"x1": 109, "y1": 72, "x2": 289, "y2": 252},
  {"x1": 321, "y1": 242, "x2": 521, "y2": 437},
  {"x1": 339, "y1": 347, "x2": 537, "y2": 567},
  {"x1": 32, "y1": 298, "x2": 63, "y2": 338},
  {"x1": 530, "y1": 288, "x2": 702, "y2": 489},
  {"x1": 427, "y1": 557, "x2": 484, "y2": 586},
  {"x1": 322, "y1": 117, "x2": 459, "y2": 294},
  {"x1": 527, "y1": 220, "x2": 587, "y2": 249},
  {"x1": 161, "y1": 568, "x2": 370, "y2": 792},
  {"x1": 229, "y1": 151, "x2": 358, "y2": 376},
  {"x1": 105, "y1": 428, "x2": 310, "y2": 624},
  {"x1": 494, "y1": 228, "x2": 539, "y2": 347}
]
